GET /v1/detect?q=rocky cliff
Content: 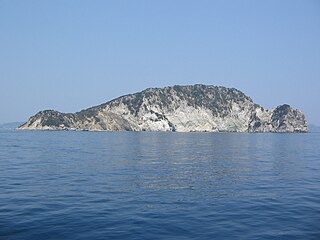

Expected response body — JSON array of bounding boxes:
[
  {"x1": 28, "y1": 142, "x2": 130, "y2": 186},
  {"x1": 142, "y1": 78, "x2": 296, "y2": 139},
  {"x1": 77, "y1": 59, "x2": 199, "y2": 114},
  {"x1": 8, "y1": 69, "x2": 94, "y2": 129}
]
[{"x1": 18, "y1": 85, "x2": 308, "y2": 132}]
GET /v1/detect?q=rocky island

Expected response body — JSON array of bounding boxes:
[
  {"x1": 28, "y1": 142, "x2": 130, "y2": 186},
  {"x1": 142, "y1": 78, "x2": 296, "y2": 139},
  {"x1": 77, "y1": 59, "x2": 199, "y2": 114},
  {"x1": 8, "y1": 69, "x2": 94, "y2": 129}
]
[{"x1": 18, "y1": 85, "x2": 308, "y2": 132}]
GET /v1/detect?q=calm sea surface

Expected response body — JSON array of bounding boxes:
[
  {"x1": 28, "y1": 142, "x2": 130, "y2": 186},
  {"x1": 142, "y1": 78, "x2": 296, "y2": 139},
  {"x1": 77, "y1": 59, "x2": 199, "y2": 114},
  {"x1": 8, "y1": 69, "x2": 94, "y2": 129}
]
[{"x1": 0, "y1": 130, "x2": 319, "y2": 239}]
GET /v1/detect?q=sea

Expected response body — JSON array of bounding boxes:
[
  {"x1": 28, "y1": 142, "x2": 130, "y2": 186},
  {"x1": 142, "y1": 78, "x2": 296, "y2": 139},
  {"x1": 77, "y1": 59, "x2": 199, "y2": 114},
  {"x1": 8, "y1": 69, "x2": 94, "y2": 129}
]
[{"x1": 0, "y1": 130, "x2": 319, "y2": 240}]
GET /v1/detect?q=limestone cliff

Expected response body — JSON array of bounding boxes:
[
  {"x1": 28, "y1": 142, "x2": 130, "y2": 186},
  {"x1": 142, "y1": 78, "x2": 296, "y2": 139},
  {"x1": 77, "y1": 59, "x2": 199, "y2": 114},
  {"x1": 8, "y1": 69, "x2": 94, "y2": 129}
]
[{"x1": 18, "y1": 85, "x2": 308, "y2": 132}]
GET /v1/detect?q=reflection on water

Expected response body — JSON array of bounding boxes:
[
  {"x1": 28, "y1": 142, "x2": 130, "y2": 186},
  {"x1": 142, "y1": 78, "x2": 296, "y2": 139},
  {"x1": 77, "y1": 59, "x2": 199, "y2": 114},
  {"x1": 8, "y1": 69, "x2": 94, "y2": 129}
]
[{"x1": 0, "y1": 131, "x2": 320, "y2": 239}]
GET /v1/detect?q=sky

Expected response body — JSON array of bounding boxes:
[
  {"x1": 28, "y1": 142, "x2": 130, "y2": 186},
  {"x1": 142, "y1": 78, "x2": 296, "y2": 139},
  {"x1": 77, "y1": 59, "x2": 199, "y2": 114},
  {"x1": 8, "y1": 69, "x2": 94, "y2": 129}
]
[{"x1": 0, "y1": 0, "x2": 319, "y2": 125}]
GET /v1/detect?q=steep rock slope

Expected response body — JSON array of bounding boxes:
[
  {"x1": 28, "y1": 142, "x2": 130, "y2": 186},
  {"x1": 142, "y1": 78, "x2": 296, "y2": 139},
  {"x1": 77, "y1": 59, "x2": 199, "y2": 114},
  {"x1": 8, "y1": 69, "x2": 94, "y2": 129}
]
[{"x1": 18, "y1": 85, "x2": 308, "y2": 132}]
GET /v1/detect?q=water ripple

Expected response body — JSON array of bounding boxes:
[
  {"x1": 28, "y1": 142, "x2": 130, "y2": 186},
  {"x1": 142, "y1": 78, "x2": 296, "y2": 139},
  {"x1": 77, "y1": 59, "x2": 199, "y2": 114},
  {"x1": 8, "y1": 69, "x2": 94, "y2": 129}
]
[{"x1": 0, "y1": 131, "x2": 320, "y2": 239}]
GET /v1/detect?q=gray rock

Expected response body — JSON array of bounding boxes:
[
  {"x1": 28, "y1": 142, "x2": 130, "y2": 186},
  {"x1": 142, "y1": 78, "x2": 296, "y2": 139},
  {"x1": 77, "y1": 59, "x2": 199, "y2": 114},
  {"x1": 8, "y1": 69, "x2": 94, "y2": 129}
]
[{"x1": 18, "y1": 85, "x2": 308, "y2": 132}]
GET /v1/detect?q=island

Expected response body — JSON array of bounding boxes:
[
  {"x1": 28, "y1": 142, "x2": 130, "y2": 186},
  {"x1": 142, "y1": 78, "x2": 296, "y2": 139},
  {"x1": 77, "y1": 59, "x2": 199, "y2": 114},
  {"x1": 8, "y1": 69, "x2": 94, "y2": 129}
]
[{"x1": 18, "y1": 84, "x2": 308, "y2": 132}]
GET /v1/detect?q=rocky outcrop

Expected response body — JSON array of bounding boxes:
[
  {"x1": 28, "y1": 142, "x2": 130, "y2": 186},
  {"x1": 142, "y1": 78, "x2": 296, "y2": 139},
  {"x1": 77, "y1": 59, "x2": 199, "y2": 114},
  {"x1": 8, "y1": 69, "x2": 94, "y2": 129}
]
[{"x1": 18, "y1": 84, "x2": 308, "y2": 132}]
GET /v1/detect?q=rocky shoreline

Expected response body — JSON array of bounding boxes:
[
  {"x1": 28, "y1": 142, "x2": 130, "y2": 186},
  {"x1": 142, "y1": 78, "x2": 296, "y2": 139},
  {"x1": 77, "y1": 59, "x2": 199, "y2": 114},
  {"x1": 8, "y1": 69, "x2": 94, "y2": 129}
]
[{"x1": 18, "y1": 85, "x2": 308, "y2": 132}]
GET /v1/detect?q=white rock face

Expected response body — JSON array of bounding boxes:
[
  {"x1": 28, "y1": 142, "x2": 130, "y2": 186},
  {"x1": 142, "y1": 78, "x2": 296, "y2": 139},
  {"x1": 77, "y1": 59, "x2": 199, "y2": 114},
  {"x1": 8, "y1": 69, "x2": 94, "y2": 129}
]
[{"x1": 18, "y1": 85, "x2": 308, "y2": 132}]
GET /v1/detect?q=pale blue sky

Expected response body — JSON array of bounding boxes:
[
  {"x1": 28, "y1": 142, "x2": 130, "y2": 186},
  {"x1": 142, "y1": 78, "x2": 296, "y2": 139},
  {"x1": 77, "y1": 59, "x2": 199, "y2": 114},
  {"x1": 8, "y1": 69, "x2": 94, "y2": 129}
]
[{"x1": 1, "y1": 0, "x2": 319, "y2": 124}]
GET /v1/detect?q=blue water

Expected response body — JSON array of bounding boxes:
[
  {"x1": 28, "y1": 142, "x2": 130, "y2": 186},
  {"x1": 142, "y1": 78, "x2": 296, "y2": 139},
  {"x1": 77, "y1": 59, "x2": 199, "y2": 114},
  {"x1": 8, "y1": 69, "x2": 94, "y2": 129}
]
[{"x1": 0, "y1": 130, "x2": 319, "y2": 239}]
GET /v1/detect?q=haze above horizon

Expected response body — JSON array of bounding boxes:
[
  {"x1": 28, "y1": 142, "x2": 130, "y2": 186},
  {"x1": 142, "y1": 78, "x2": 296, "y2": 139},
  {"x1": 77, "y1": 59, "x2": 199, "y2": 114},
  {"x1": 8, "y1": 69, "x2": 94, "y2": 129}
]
[{"x1": 1, "y1": 0, "x2": 319, "y2": 125}]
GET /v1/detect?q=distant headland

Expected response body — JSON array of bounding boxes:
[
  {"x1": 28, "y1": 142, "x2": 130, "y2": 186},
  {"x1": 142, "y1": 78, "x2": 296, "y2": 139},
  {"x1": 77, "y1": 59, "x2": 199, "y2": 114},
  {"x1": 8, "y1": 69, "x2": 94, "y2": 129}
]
[{"x1": 18, "y1": 84, "x2": 308, "y2": 132}]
